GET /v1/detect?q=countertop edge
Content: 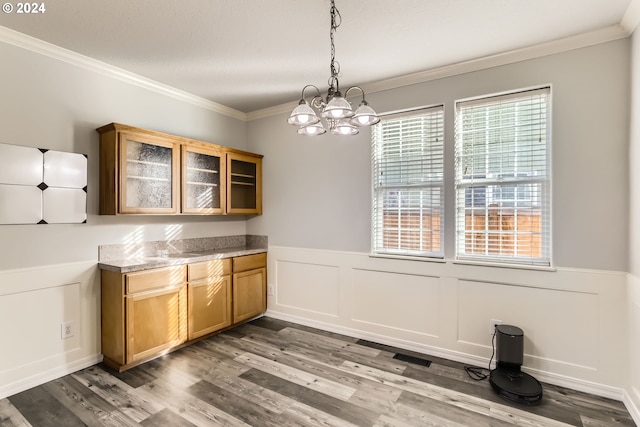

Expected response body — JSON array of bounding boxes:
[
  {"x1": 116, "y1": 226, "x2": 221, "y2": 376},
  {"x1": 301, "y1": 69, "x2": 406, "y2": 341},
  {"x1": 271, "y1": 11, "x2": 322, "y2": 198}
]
[{"x1": 98, "y1": 248, "x2": 267, "y2": 274}]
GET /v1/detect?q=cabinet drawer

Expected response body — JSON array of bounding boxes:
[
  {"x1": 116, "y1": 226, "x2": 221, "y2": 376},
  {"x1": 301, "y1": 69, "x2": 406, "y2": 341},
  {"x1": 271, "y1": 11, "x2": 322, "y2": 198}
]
[
  {"x1": 233, "y1": 253, "x2": 266, "y2": 273},
  {"x1": 126, "y1": 265, "x2": 186, "y2": 294},
  {"x1": 188, "y1": 258, "x2": 231, "y2": 281}
]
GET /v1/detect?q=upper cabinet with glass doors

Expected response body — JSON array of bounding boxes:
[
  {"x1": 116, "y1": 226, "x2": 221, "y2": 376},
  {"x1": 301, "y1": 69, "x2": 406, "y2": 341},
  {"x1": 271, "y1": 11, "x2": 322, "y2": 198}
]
[
  {"x1": 182, "y1": 143, "x2": 225, "y2": 214},
  {"x1": 97, "y1": 123, "x2": 262, "y2": 216},
  {"x1": 226, "y1": 152, "x2": 262, "y2": 215}
]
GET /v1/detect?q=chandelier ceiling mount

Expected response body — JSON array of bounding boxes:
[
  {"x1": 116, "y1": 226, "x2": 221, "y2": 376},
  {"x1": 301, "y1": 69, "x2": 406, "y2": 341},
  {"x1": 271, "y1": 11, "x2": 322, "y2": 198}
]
[{"x1": 288, "y1": 0, "x2": 379, "y2": 136}]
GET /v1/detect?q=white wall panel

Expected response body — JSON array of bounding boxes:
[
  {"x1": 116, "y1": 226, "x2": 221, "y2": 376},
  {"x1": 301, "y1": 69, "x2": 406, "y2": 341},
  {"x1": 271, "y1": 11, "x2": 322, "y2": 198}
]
[
  {"x1": 267, "y1": 246, "x2": 627, "y2": 401},
  {"x1": 458, "y1": 280, "x2": 599, "y2": 370},
  {"x1": 0, "y1": 262, "x2": 101, "y2": 399},
  {"x1": 276, "y1": 260, "x2": 340, "y2": 317},
  {"x1": 0, "y1": 282, "x2": 80, "y2": 368},
  {"x1": 352, "y1": 269, "x2": 440, "y2": 338}
]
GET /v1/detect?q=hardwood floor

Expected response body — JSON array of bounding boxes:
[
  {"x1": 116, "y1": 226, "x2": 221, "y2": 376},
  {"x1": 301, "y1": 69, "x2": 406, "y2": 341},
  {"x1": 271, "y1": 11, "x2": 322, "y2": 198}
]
[{"x1": 0, "y1": 317, "x2": 635, "y2": 426}]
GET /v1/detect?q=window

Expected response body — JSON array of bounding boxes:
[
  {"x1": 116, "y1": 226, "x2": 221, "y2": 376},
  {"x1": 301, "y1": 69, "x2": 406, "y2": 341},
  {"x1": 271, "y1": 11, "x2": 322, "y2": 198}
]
[
  {"x1": 372, "y1": 106, "x2": 444, "y2": 257},
  {"x1": 455, "y1": 87, "x2": 551, "y2": 266}
]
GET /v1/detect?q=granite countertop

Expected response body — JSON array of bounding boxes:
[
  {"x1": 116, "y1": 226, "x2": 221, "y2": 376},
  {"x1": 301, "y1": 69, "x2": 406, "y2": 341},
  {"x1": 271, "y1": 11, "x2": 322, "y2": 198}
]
[
  {"x1": 98, "y1": 235, "x2": 268, "y2": 273},
  {"x1": 98, "y1": 246, "x2": 267, "y2": 273}
]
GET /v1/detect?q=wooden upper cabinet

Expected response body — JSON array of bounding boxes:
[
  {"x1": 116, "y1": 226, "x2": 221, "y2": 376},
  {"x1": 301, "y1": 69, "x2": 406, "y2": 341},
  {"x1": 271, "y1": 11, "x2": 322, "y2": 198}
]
[
  {"x1": 97, "y1": 123, "x2": 262, "y2": 215},
  {"x1": 182, "y1": 144, "x2": 225, "y2": 214},
  {"x1": 119, "y1": 131, "x2": 180, "y2": 214},
  {"x1": 226, "y1": 152, "x2": 263, "y2": 215}
]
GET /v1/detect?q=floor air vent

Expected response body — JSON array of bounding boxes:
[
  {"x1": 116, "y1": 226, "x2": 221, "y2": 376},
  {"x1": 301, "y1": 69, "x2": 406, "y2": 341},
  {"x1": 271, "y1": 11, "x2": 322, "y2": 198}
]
[{"x1": 393, "y1": 353, "x2": 432, "y2": 367}]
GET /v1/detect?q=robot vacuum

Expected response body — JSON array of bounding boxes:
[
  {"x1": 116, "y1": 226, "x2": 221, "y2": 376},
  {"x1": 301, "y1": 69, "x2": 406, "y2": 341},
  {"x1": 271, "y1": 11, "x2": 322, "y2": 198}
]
[{"x1": 489, "y1": 324, "x2": 543, "y2": 405}]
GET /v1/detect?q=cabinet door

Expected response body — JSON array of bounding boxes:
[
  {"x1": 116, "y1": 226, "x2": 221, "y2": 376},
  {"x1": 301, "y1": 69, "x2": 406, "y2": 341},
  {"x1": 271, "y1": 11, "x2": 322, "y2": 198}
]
[
  {"x1": 226, "y1": 152, "x2": 262, "y2": 215},
  {"x1": 126, "y1": 285, "x2": 187, "y2": 362},
  {"x1": 119, "y1": 131, "x2": 180, "y2": 214},
  {"x1": 233, "y1": 267, "x2": 266, "y2": 323},
  {"x1": 188, "y1": 275, "x2": 232, "y2": 340},
  {"x1": 182, "y1": 145, "x2": 225, "y2": 214}
]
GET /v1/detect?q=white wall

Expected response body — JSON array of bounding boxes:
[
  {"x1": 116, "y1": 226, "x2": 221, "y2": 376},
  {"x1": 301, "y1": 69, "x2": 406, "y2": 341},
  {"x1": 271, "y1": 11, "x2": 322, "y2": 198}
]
[
  {"x1": 266, "y1": 246, "x2": 627, "y2": 396},
  {"x1": 0, "y1": 38, "x2": 249, "y2": 398},
  {"x1": 627, "y1": 28, "x2": 640, "y2": 421},
  {"x1": 248, "y1": 39, "x2": 633, "y2": 403}
]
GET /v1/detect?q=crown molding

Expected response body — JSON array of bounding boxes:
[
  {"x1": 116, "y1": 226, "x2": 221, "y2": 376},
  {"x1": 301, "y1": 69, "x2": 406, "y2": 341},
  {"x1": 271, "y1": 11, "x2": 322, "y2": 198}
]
[
  {"x1": 0, "y1": 25, "x2": 248, "y2": 122},
  {"x1": 247, "y1": 24, "x2": 629, "y2": 121},
  {"x1": 622, "y1": 0, "x2": 640, "y2": 34},
  {"x1": 0, "y1": 21, "x2": 631, "y2": 124}
]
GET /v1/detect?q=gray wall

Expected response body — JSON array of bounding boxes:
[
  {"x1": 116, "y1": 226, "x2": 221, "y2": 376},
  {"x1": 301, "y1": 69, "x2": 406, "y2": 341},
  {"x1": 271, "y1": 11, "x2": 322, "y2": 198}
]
[
  {"x1": 247, "y1": 39, "x2": 630, "y2": 272},
  {"x1": 0, "y1": 41, "x2": 249, "y2": 270}
]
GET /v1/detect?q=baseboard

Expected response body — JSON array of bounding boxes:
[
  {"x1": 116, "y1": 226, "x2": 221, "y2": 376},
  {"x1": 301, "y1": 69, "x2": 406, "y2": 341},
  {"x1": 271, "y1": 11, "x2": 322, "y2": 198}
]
[
  {"x1": 265, "y1": 310, "x2": 627, "y2": 402},
  {"x1": 0, "y1": 353, "x2": 103, "y2": 400},
  {"x1": 624, "y1": 387, "x2": 640, "y2": 425}
]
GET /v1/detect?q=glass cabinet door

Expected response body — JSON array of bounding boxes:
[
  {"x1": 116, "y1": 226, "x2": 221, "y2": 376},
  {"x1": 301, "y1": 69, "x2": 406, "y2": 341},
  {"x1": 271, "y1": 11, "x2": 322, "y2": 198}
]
[
  {"x1": 182, "y1": 145, "x2": 225, "y2": 214},
  {"x1": 119, "y1": 132, "x2": 179, "y2": 214},
  {"x1": 226, "y1": 152, "x2": 262, "y2": 214}
]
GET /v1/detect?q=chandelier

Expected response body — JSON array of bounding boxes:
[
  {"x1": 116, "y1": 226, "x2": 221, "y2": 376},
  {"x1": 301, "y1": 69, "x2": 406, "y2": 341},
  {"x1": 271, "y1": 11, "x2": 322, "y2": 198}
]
[{"x1": 288, "y1": 0, "x2": 379, "y2": 136}]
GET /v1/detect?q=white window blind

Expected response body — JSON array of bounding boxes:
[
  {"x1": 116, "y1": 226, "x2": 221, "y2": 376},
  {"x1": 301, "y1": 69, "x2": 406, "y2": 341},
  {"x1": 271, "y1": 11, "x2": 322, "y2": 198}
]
[
  {"x1": 372, "y1": 106, "x2": 444, "y2": 257},
  {"x1": 454, "y1": 87, "x2": 551, "y2": 266}
]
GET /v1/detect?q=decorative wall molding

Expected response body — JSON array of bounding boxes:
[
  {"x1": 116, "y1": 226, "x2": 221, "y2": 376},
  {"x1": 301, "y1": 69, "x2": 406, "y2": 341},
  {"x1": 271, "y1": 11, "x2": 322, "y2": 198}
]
[
  {"x1": 0, "y1": 354, "x2": 102, "y2": 400},
  {"x1": 0, "y1": 20, "x2": 629, "y2": 125},
  {"x1": 0, "y1": 26, "x2": 247, "y2": 122},
  {"x1": 0, "y1": 261, "x2": 101, "y2": 400},
  {"x1": 622, "y1": 0, "x2": 640, "y2": 34},
  {"x1": 247, "y1": 24, "x2": 630, "y2": 121},
  {"x1": 266, "y1": 246, "x2": 628, "y2": 403}
]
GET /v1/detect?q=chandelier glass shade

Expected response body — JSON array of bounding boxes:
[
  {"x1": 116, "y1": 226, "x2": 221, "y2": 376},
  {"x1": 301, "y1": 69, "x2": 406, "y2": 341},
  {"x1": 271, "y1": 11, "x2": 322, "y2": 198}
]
[{"x1": 288, "y1": 0, "x2": 379, "y2": 136}]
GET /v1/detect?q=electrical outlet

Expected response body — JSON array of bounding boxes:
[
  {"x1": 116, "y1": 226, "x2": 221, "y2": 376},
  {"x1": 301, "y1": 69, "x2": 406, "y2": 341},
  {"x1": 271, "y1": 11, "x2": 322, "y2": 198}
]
[
  {"x1": 489, "y1": 319, "x2": 502, "y2": 335},
  {"x1": 268, "y1": 285, "x2": 275, "y2": 296},
  {"x1": 61, "y1": 321, "x2": 74, "y2": 339}
]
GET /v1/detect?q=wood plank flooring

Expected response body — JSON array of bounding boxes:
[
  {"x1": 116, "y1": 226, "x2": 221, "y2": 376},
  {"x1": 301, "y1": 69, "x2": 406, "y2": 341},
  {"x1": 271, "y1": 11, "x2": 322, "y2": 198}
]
[{"x1": 0, "y1": 317, "x2": 635, "y2": 426}]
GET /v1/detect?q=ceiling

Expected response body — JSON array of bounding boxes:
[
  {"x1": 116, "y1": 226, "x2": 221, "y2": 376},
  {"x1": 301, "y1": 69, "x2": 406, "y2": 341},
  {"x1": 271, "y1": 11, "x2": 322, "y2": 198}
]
[{"x1": 0, "y1": 0, "x2": 636, "y2": 114}]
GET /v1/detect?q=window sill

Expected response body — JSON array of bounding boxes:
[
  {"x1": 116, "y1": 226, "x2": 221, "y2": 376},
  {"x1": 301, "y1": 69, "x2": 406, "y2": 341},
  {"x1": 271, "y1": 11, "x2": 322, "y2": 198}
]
[
  {"x1": 368, "y1": 253, "x2": 557, "y2": 272},
  {"x1": 369, "y1": 253, "x2": 446, "y2": 263},
  {"x1": 452, "y1": 259, "x2": 556, "y2": 272}
]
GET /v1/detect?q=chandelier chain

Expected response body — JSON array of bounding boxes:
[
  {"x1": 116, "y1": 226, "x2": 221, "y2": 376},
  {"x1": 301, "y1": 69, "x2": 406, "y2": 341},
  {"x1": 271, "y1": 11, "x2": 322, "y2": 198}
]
[
  {"x1": 288, "y1": 0, "x2": 379, "y2": 136},
  {"x1": 329, "y1": 0, "x2": 341, "y2": 91}
]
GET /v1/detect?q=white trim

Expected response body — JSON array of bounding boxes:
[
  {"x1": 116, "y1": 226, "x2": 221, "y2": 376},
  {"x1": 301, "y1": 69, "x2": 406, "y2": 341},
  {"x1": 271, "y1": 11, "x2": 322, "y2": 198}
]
[
  {"x1": 0, "y1": 353, "x2": 102, "y2": 400},
  {"x1": 264, "y1": 310, "x2": 627, "y2": 402},
  {"x1": 247, "y1": 25, "x2": 629, "y2": 120},
  {"x1": 622, "y1": 0, "x2": 640, "y2": 34},
  {"x1": 0, "y1": 21, "x2": 629, "y2": 123},
  {"x1": 624, "y1": 387, "x2": 640, "y2": 426},
  {"x1": 0, "y1": 25, "x2": 247, "y2": 122}
]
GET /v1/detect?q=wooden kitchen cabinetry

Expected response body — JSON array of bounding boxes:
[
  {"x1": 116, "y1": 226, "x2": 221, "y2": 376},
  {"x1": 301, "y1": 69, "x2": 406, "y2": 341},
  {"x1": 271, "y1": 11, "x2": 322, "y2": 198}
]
[
  {"x1": 101, "y1": 265, "x2": 187, "y2": 371},
  {"x1": 100, "y1": 252, "x2": 267, "y2": 371},
  {"x1": 182, "y1": 144, "x2": 225, "y2": 214},
  {"x1": 227, "y1": 152, "x2": 262, "y2": 215},
  {"x1": 187, "y1": 258, "x2": 232, "y2": 340},
  {"x1": 97, "y1": 123, "x2": 262, "y2": 215},
  {"x1": 232, "y1": 253, "x2": 267, "y2": 323}
]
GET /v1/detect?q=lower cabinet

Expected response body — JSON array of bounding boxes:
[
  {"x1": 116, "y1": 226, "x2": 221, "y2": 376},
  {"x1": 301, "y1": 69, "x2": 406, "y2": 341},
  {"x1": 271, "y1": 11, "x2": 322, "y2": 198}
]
[
  {"x1": 101, "y1": 253, "x2": 266, "y2": 372},
  {"x1": 126, "y1": 284, "x2": 187, "y2": 362},
  {"x1": 187, "y1": 259, "x2": 232, "y2": 340},
  {"x1": 101, "y1": 265, "x2": 187, "y2": 370},
  {"x1": 233, "y1": 254, "x2": 267, "y2": 323}
]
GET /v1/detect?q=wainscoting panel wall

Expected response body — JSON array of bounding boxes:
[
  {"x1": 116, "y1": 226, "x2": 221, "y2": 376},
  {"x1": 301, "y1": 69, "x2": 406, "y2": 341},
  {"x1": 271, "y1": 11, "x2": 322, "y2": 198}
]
[
  {"x1": 629, "y1": 273, "x2": 640, "y2": 421},
  {"x1": 267, "y1": 245, "x2": 628, "y2": 401},
  {"x1": 351, "y1": 269, "x2": 440, "y2": 339},
  {"x1": 0, "y1": 262, "x2": 102, "y2": 399},
  {"x1": 275, "y1": 260, "x2": 340, "y2": 318},
  {"x1": 457, "y1": 279, "x2": 600, "y2": 374}
]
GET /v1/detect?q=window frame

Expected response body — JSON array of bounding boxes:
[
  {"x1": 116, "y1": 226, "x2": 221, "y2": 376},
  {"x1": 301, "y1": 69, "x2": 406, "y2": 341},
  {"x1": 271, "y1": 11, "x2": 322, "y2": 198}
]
[
  {"x1": 454, "y1": 86, "x2": 552, "y2": 267},
  {"x1": 371, "y1": 105, "x2": 445, "y2": 259}
]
